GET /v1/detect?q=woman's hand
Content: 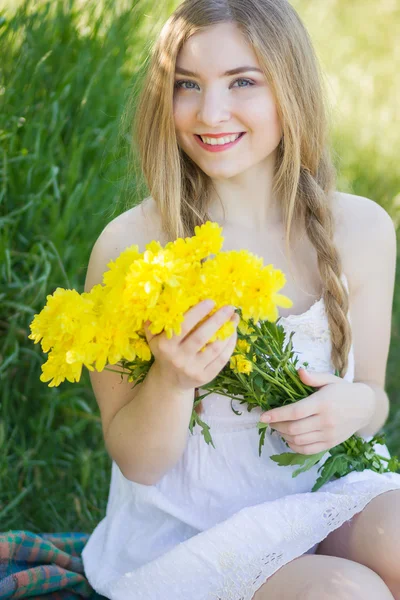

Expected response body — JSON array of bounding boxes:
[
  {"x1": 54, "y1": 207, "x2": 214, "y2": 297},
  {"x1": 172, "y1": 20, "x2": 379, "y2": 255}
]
[
  {"x1": 259, "y1": 368, "x2": 376, "y2": 455},
  {"x1": 144, "y1": 299, "x2": 240, "y2": 392}
]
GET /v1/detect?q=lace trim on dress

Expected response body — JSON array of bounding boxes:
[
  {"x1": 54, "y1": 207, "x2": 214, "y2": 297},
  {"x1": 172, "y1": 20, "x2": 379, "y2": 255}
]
[{"x1": 209, "y1": 477, "x2": 400, "y2": 600}]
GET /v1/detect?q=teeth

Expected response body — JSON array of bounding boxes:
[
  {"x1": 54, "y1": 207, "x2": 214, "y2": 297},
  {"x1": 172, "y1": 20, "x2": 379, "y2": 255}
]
[{"x1": 200, "y1": 133, "x2": 242, "y2": 145}]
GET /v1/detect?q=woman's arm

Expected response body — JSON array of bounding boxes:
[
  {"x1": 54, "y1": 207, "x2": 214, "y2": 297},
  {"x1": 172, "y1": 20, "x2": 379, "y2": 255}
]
[
  {"x1": 84, "y1": 201, "x2": 195, "y2": 485},
  {"x1": 340, "y1": 194, "x2": 397, "y2": 437}
]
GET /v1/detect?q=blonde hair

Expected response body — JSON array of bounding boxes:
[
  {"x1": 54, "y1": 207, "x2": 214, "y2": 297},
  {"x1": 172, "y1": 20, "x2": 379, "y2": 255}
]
[{"x1": 123, "y1": 0, "x2": 352, "y2": 414}]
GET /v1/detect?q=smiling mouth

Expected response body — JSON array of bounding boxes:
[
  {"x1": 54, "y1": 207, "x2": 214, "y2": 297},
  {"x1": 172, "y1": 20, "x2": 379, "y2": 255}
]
[{"x1": 195, "y1": 132, "x2": 246, "y2": 146}]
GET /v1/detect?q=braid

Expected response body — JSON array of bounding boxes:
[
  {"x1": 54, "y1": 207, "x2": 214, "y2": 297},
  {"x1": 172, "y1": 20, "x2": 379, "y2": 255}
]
[{"x1": 299, "y1": 166, "x2": 352, "y2": 377}]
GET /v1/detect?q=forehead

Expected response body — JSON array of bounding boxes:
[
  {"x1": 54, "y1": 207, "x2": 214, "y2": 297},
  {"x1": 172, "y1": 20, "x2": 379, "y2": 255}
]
[{"x1": 176, "y1": 22, "x2": 259, "y2": 72}]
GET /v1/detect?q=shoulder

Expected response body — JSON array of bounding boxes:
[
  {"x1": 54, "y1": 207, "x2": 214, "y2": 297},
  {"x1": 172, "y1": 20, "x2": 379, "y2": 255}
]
[
  {"x1": 331, "y1": 192, "x2": 397, "y2": 388},
  {"x1": 84, "y1": 197, "x2": 163, "y2": 292},
  {"x1": 99, "y1": 196, "x2": 163, "y2": 252},
  {"x1": 332, "y1": 191, "x2": 397, "y2": 292},
  {"x1": 333, "y1": 191, "x2": 395, "y2": 232}
]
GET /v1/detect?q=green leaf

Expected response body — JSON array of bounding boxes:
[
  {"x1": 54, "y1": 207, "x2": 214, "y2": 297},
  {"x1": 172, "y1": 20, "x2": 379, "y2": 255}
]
[
  {"x1": 291, "y1": 451, "x2": 328, "y2": 476},
  {"x1": 198, "y1": 419, "x2": 216, "y2": 449},
  {"x1": 335, "y1": 455, "x2": 353, "y2": 476},
  {"x1": 188, "y1": 410, "x2": 215, "y2": 449},
  {"x1": 388, "y1": 457, "x2": 400, "y2": 471},
  {"x1": 253, "y1": 374, "x2": 264, "y2": 390},
  {"x1": 257, "y1": 422, "x2": 269, "y2": 457},
  {"x1": 258, "y1": 428, "x2": 266, "y2": 457},
  {"x1": 311, "y1": 455, "x2": 348, "y2": 492},
  {"x1": 269, "y1": 451, "x2": 311, "y2": 467}
]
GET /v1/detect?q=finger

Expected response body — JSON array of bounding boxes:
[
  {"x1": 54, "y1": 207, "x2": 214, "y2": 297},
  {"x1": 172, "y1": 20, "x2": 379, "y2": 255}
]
[
  {"x1": 197, "y1": 332, "x2": 234, "y2": 368},
  {"x1": 202, "y1": 327, "x2": 238, "y2": 378},
  {"x1": 281, "y1": 430, "x2": 325, "y2": 446},
  {"x1": 173, "y1": 299, "x2": 217, "y2": 343},
  {"x1": 181, "y1": 304, "x2": 236, "y2": 353},
  {"x1": 261, "y1": 396, "x2": 319, "y2": 423},
  {"x1": 270, "y1": 414, "x2": 321, "y2": 435},
  {"x1": 144, "y1": 302, "x2": 216, "y2": 345},
  {"x1": 298, "y1": 368, "x2": 345, "y2": 387},
  {"x1": 287, "y1": 441, "x2": 332, "y2": 456}
]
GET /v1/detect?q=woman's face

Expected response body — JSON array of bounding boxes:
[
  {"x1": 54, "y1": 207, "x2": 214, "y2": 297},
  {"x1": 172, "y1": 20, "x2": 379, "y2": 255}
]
[{"x1": 173, "y1": 22, "x2": 283, "y2": 181}]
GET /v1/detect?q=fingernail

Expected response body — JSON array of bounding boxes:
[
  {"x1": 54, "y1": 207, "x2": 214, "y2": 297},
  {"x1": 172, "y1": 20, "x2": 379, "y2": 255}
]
[
  {"x1": 261, "y1": 414, "x2": 271, "y2": 422},
  {"x1": 204, "y1": 299, "x2": 215, "y2": 309},
  {"x1": 223, "y1": 305, "x2": 235, "y2": 314}
]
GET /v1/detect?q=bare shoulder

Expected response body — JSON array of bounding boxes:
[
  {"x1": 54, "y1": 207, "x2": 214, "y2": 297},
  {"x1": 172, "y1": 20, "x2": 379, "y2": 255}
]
[
  {"x1": 332, "y1": 191, "x2": 397, "y2": 293},
  {"x1": 332, "y1": 192, "x2": 397, "y2": 389},
  {"x1": 84, "y1": 197, "x2": 163, "y2": 292}
]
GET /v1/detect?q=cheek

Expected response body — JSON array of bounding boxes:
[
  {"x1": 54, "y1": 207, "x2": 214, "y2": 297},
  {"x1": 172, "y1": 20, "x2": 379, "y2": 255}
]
[
  {"x1": 245, "y1": 95, "x2": 282, "y2": 137},
  {"x1": 173, "y1": 94, "x2": 193, "y2": 123},
  {"x1": 173, "y1": 101, "x2": 193, "y2": 145},
  {"x1": 173, "y1": 113, "x2": 184, "y2": 145}
]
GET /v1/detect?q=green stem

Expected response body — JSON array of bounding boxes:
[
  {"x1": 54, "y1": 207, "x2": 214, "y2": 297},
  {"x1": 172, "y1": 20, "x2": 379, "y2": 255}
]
[
  {"x1": 202, "y1": 388, "x2": 244, "y2": 402},
  {"x1": 248, "y1": 340, "x2": 304, "y2": 399},
  {"x1": 252, "y1": 341, "x2": 282, "y2": 365},
  {"x1": 283, "y1": 364, "x2": 312, "y2": 397},
  {"x1": 375, "y1": 454, "x2": 390, "y2": 463},
  {"x1": 249, "y1": 361, "x2": 296, "y2": 398},
  {"x1": 104, "y1": 366, "x2": 128, "y2": 376}
]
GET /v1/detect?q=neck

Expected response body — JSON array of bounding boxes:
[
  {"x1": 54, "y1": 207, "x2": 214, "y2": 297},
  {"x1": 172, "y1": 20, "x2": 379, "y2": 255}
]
[{"x1": 206, "y1": 152, "x2": 282, "y2": 231}]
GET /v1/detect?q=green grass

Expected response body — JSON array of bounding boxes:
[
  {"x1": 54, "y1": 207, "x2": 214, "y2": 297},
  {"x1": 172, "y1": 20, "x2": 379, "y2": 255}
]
[{"x1": 1, "y1": 0, "x2": 399, "y2": 533}]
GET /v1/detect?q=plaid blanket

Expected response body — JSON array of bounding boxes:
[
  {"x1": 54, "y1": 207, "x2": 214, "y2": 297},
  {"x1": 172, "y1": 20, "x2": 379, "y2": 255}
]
[{"x1": 0, "y1": 531, "x2": 108, "y2": 599}]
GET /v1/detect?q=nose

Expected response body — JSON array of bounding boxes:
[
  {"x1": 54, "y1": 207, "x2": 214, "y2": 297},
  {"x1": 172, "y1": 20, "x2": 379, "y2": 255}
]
[{"x1": 196, "y1": 88, "x2": 230, "y2": 127}]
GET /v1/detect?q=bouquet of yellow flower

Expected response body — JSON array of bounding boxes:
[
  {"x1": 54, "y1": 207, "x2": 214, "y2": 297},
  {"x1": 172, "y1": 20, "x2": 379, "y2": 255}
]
[{"x1": 29, "y1": 221, "x2": 399, "y2": 492}]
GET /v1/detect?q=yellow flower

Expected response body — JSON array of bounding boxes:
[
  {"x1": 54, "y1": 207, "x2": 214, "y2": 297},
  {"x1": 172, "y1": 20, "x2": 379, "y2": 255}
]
[
  {"x1": 103, "y1": 245, "x2": 142, "y2": 287},
  {"x1": 40, "y1": 349, "x2": 84, "y2": 387},
  {"x1": 163, "y1": 221, "x2": 223, "y2": 263},
  {"x1": 237, "y1": 319, "x2": 255, "y2": 335},
  {"x1": 237, "y1": 265, "x2": 292, "y2": 322},
  {"x1": 131, "y1": 335, "x2": 152, "y2": 362},
  {"x1": 200, "y1": 250, "x2": 263, "y2": 308},
  {"x1": 192, "y1": 221, "x2": 224, "y2": 256},
  {"x1": 29, "y1": 288, "x2": 97, "y2": 353},
  {"x1": 145, "y1": 287, "x2": 192, "y2": 338},
  {"x1": 229, "y1": 355, "x2": 254, "y2": 374},
  {"x1": 237, "y1": 339, "x2": 251, "y2": 354}
]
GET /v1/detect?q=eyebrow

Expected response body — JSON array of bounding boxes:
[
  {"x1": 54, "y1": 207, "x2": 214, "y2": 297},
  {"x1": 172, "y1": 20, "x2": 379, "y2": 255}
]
[{"x1": 174, "y1": 66, "x2": 263, "y2": 77}]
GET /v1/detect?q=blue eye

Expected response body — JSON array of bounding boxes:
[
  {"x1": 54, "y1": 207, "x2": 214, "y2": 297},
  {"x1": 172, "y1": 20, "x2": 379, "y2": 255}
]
[
  {"x1": 234, "y1": 78, "x2": 254, "y2": 88},
  {"x1": 174, "y1": 77, "x2": 254, "y2": 90},
  {"x1": 174, "y1": 80, "x2": 197, "y2": 90}
]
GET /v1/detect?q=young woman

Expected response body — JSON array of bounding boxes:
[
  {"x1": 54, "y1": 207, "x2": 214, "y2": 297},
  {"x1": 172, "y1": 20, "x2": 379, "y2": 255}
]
[{"x1": 81, "y1": 1, "x2": 400, "y2": 598}]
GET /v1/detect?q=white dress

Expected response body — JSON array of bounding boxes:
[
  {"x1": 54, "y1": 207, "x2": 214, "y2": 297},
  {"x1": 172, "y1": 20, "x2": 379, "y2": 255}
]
[{"x1": 82, "y1": 273, "x2": 400, "y2": 600}]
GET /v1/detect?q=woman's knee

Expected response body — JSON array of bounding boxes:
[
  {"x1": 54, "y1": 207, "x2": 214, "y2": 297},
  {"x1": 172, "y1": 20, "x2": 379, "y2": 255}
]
[{"x1": 251, "y1": 554, "x2": 395, "y2": 600}]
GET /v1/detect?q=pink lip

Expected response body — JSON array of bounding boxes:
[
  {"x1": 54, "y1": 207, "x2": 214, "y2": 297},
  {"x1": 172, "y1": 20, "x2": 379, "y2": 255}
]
[{"x1": 194, "y1": 132, "x2": 245, "y2": 152}]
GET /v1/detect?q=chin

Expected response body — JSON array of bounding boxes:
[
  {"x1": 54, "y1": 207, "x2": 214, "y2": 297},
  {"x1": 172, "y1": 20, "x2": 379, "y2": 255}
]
[
  {"x1": 197, "y1": 167, "x2": 238, "y2": 180},
  {"x1": 207, "y1": 162, "x2": 252, "y2": 179}
]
